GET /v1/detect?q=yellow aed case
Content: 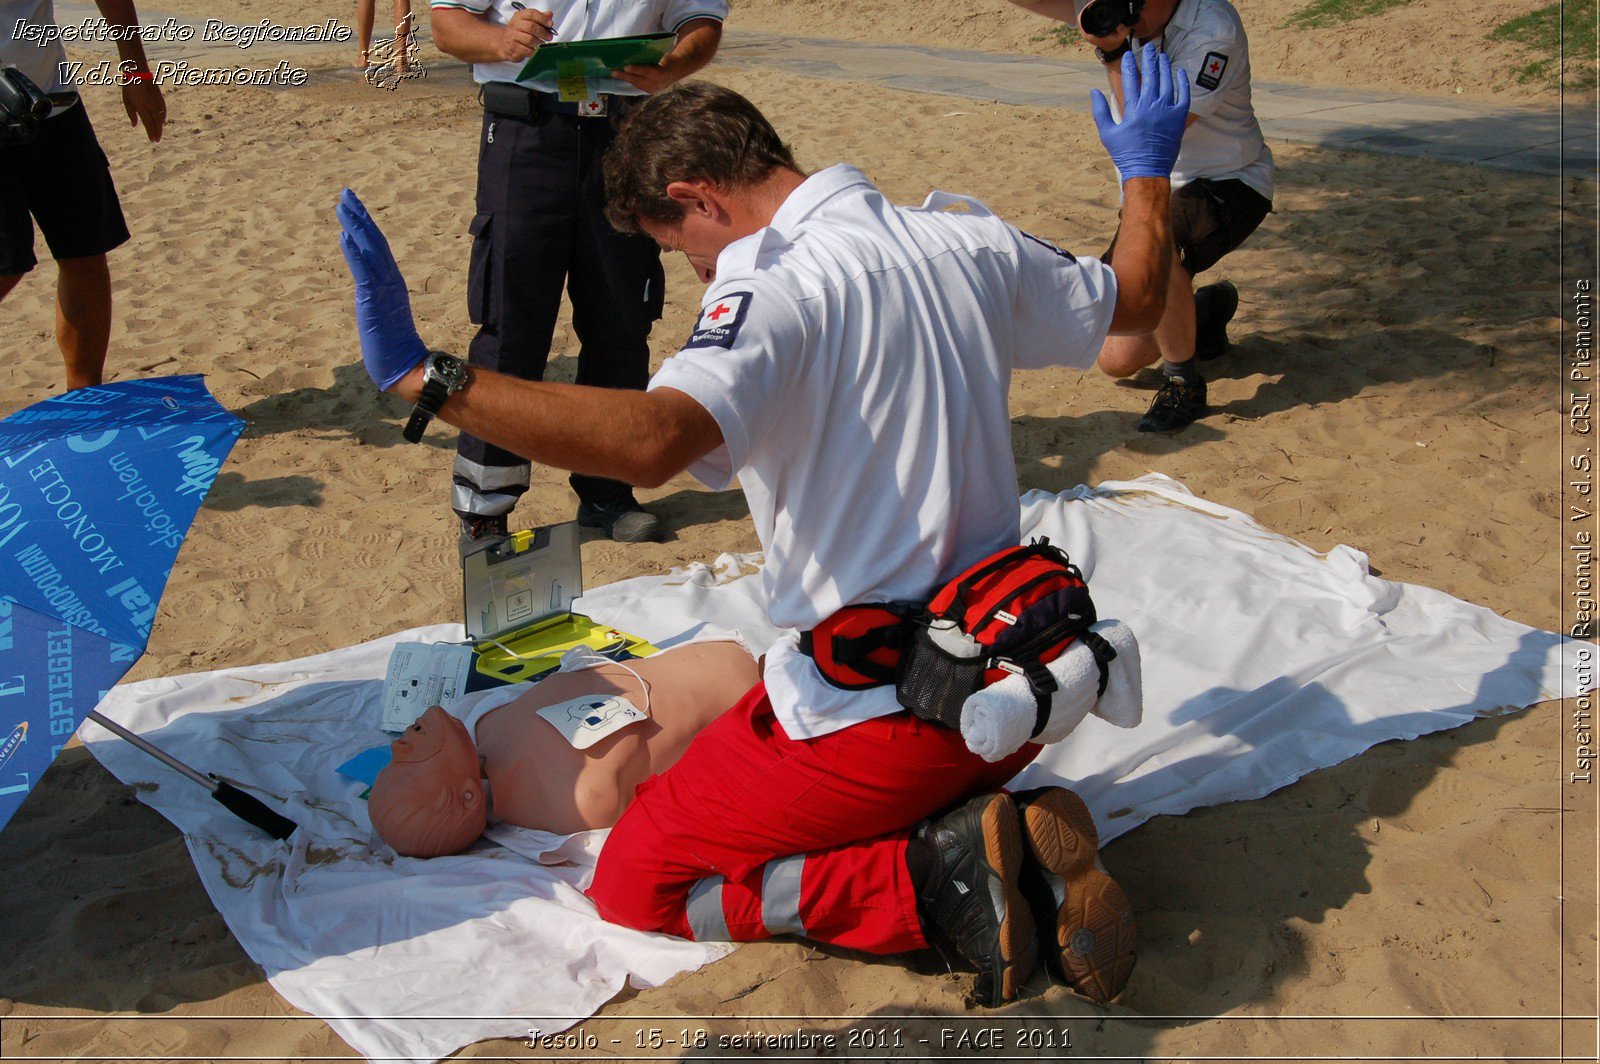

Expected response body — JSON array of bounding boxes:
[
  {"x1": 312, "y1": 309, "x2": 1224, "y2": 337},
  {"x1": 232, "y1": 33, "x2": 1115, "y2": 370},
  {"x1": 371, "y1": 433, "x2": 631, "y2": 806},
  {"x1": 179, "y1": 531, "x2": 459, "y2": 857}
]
[{"x1": 461, "y1": 522, "x2": 657, "y2": 685}]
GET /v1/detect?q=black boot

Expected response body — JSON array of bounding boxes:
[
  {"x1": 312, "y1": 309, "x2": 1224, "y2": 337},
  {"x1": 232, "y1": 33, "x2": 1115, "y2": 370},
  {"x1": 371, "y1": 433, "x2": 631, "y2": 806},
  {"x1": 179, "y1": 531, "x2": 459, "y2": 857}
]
[
  {"x1": 910, "y1": 792, "x2": 1037, "y2": 1006},
  {"x1": 1013, "y1": 786, "x2": 1136, "y2": 1004},
  {"x1": 1193, "y1": 279, "x2": 1239, "y2": 362},
  {"x1": 458, "y1": 513, "x2": 509, "y2": 560},
  {"x1": 1137, "y1": 373, "x2": 1207, "y2": 433}
]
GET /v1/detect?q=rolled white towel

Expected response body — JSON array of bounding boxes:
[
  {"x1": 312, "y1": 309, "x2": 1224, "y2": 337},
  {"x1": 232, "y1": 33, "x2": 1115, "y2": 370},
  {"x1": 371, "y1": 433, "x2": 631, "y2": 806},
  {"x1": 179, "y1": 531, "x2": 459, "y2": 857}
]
[
  {"x1": 1085, "y1": 619, "x2": 1142, "y2": 730},
  {"x1": 959, "y1": 619, "x2": 1143, "y2": 763}
]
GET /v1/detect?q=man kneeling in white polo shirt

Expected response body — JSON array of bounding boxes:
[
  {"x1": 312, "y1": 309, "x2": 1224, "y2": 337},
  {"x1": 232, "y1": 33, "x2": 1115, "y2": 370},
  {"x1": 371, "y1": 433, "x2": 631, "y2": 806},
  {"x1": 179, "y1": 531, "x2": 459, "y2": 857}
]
[{"x1": 340, "y1": 58, "x2": 1187, "y2": 1006}]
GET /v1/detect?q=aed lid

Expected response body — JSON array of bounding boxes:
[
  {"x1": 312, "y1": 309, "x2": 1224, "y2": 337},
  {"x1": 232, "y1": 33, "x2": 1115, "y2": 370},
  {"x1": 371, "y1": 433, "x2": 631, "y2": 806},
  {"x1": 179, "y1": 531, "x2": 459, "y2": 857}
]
[{"x1": 462, "y1": 521, "x2": 582, "y2": 642}]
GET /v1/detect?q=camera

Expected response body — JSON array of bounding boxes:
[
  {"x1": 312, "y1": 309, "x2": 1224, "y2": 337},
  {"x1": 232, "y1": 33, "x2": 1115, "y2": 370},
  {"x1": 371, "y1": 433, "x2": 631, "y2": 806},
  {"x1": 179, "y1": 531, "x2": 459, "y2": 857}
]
[
  {"x1": 0, "y1": 66, "x2": 54, "y2": 145},
  {"x1": 1079, "y1": 0, "x2": 1144, "y2": 39}
]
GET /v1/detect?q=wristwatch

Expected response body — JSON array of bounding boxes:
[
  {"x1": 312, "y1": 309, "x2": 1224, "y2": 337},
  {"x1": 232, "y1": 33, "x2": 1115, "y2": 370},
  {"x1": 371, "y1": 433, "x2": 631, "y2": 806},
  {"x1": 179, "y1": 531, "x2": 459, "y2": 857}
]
[{"x1": 403, "y1": 352, "x2": 470, "y2": 443}]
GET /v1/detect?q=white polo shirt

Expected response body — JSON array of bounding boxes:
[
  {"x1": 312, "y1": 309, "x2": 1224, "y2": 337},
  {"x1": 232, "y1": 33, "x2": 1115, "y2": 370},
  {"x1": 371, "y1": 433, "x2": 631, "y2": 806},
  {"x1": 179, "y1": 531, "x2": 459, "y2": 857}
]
[
  {"x1": 1129, "y1": 0, "x2": 1273, "y2": 199},
  {"x1": 429, "y1": 0, "x2": 727, "y2": 94},
  {"x1": 649, "y1": 164, "x2": 1118, "y2": 740},
  {"x1": 1, "y1": 0, "x2": 70, "y2": 94}
]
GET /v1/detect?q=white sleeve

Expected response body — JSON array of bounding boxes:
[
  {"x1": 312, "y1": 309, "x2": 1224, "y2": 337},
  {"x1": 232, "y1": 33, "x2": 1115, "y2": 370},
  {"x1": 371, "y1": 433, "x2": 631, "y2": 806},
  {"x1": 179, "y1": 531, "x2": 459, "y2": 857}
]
[
  {"x1": 1170, "y1": 33, "x2": 1244, "y2": 119},
  {"x1": 431, "y1": 0, "x2": 494, "y2": 13},
  {"x1": 1008, "y1": 227, "x2": 1118, "y2": 372},
  {"x1": 647, "y1": 280, "x2": 805, "y2": 491},
  {"x1": 661, "y1": 0, "x2": 728, "y2": 31}
]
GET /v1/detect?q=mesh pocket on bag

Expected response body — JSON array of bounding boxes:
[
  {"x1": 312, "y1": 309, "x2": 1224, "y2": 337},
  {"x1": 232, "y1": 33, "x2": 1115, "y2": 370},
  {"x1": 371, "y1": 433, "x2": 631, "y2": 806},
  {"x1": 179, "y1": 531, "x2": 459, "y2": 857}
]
[{"x1": 895, "y1": 623, "x2": 988, "y2": 730}]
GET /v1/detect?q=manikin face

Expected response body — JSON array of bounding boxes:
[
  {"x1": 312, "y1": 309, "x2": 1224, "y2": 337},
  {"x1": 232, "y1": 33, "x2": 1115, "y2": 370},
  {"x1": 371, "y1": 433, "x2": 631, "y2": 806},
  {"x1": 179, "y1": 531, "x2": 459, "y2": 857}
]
[{"x1": 368, "y1": 705, "x2": 488, "y2": 857}]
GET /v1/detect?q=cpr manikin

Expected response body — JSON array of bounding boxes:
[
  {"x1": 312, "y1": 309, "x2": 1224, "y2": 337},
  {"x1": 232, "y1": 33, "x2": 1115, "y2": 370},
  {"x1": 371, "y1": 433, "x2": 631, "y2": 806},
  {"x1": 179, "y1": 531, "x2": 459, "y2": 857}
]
[{"x1": 369, "y1": 640, "x2": 761, "y2": 856}]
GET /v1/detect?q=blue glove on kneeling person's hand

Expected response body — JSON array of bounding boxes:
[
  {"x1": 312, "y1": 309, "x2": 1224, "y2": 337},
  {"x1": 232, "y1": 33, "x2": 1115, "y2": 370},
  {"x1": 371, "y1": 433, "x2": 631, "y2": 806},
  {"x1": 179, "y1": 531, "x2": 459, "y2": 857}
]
[
  {"x1": 1090, "y1": 43, "x2": 1191, "y2": 181},
  {"x1": 336, "y1": 188, "x2": 429, "y2": 391}
]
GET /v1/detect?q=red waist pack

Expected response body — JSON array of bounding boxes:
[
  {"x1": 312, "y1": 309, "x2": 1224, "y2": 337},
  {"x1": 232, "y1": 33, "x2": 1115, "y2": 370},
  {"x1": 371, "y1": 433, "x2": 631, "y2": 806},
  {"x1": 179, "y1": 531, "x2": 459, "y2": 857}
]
[{"x1": 800, "y1": 539, "x2": 1108, "y2": 732}]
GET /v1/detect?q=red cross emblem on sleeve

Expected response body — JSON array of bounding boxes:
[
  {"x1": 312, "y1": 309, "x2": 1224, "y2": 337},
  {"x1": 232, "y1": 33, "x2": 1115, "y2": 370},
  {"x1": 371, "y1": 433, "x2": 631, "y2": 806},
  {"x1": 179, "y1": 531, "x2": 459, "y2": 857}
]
[
  {"x1": 1207, "y1": 59, "x2": 1222, "y2": 74},
  {"x1": 708, "y1": 302, "x2": 733, "y2": 321}
]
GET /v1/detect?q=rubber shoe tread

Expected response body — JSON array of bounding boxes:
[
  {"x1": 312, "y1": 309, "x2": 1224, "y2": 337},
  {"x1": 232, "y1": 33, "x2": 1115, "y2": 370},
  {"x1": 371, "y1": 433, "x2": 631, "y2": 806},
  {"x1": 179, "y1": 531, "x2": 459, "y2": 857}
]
[
  {"x1": 1013, "y1": 786, "x2": 1136, "y2": 1004},
  {"x1": 914, "y1": 793, "x2": 1038, "y2": 1006}
]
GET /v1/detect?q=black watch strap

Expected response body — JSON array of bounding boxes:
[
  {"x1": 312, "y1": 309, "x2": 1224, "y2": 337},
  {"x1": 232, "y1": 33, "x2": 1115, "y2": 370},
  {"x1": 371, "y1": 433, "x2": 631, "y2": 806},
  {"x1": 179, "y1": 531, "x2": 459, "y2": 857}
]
[
  {"x1": 1095, "y1": 39, "x2": 1133, "y2": 63},
  {"x1": 403, "y1": 376, "x2": 450, "y2": 443}
]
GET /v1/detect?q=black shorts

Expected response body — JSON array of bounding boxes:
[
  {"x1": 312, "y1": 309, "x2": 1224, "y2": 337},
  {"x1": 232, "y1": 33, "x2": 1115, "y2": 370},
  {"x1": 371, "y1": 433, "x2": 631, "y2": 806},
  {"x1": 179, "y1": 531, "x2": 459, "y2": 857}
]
[
  {"x1": 0, "y1": 101, "x2": 130, "y2": 275},
  {"x1": 1104, "y1": 177, "x2": 1271, "y2": 276}
]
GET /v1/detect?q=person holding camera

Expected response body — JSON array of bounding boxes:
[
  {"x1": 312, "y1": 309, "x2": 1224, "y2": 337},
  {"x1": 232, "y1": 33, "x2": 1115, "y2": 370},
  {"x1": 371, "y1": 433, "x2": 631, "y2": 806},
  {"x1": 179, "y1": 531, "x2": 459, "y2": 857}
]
[
  {"x1": 1, "y1": 0, "x2": 165, "y2": 391},
  {"x1": 1013, "y1": 0, "x2": 1273, "y2": 433},
  {"x1": 428, "y1": 0, "x2": 725, "y2": 551}
]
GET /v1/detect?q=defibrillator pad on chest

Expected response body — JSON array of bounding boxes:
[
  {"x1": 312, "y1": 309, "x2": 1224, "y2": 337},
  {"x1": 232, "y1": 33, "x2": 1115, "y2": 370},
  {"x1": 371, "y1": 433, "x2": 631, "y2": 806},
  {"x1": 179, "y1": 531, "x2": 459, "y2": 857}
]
[{"x1": 536, "y1": 694, "x2": 648, "y2": 750}]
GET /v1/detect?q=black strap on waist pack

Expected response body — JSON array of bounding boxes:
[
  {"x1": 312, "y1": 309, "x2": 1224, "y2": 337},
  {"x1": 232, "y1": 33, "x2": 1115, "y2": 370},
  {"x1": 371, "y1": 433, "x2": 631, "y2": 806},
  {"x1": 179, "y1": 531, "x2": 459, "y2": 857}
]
[{"x1": 798, "y1": 602, "x2": 918, "y2": 690}]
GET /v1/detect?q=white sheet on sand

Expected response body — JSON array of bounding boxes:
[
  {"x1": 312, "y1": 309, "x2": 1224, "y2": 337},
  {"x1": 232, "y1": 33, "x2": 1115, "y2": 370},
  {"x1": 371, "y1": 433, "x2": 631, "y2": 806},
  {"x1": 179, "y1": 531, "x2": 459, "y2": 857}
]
[{"x1": 84, "y1": 476, "x2": 1592, "y2": 1063}]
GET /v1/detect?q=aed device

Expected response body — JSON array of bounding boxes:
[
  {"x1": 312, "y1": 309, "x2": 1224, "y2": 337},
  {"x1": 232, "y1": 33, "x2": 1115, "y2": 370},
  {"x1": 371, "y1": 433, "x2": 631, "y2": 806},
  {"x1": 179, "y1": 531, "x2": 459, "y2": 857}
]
[{"x1": 462, "y1": 522, "x2": 657, "y2": 684}]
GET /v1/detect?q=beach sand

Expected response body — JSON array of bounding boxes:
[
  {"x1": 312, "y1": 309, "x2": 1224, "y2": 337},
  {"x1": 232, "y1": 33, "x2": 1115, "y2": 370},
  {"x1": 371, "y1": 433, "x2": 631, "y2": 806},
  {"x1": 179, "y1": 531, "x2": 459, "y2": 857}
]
[{"x1": 0, "y1": 0, "x2": 1593, "y2": 1059}]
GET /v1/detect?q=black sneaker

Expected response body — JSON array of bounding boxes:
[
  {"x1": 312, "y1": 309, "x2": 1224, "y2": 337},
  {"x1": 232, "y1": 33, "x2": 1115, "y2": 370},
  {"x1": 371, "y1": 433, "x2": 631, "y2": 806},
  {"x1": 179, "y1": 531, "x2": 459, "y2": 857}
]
[
  {"x1": 458, "y1": 513, "x2": 509, "y2": 559},
  {"x1": 576, "y1": 496, "x2": 663, "y2": 543},
  {"x1": 1013, "y1": 786, "x2": 1136, "y2": 1004},
  {"x1": 1193, "y1": 279, "x2": 1239, "y2": 362},
  {"x1": 1137, "y1": 373, "x2": 1207, "y2": 433},
  {"x1": 912, "y1": 792, "x2": 1037, "y2": 1006}
]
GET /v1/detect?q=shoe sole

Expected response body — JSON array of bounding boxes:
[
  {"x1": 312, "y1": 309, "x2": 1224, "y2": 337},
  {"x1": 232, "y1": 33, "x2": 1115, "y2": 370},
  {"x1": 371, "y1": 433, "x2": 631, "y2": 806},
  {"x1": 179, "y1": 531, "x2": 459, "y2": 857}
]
[
  {"x1": 577, "y1": 514, "x2": 664, "y2": 544},
  {"x1": 971, "y1": 794, "x2": 1038, "y2": 1007},
  {"x1": 1019, "y1": 788, "x2": 1136, "y2": 1004}
]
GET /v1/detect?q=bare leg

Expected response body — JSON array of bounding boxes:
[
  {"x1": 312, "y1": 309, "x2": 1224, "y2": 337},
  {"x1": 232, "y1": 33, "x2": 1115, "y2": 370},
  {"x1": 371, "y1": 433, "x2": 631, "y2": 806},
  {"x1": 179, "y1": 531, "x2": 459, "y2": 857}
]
[
  {"x1": 0, "y1": 273, "x2": 22, "y2": 304},
  {"x1": 1096, "y1": 251, "x2": 1195, "y2": 378},
  {"x1": 1152, "y1": 259, "x2": 1197, "y2": 370},
  {"x1": 55, "y1": 254, "x2": 111, "y2": 390},
  {"x1": 355, "y1": 0, "x2": 375, "y2": 67},
  {"x1": 393, "y1": 0, "x2": 413, "y2": 73}
]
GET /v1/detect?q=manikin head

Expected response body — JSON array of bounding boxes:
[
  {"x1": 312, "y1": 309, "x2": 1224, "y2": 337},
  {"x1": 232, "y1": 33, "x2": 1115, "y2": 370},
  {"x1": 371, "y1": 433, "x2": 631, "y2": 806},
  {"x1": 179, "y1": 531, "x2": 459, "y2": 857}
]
[
  {"x1": 369, "y1": 705, "x2": 488, "y2": 857},
  {"x1": 604, "y1": 81, "x2": 805, "y2": 284}
]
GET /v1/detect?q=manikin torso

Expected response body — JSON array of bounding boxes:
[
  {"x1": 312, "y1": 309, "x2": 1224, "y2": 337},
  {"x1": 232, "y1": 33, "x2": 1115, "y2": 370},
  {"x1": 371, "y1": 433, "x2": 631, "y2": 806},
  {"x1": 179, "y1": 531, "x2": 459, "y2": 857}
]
[{"x1": 474, "y1": 640, "x2": 759, "y2": 835}]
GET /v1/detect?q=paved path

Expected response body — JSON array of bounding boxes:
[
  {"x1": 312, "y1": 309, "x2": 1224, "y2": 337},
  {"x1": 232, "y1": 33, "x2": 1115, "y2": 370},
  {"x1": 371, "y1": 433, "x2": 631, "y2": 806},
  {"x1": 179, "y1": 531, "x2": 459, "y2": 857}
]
[
  {"x1": 52, "y1": 3, "x2": 1598, "y2": 177},
  {"x1": 716, "y1": 33, "x2": 1593, "y2": 178}
]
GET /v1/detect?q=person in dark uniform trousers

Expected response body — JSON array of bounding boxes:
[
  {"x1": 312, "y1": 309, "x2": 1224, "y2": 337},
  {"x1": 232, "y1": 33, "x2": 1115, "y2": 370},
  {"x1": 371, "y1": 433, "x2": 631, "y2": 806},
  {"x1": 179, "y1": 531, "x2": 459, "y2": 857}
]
[{"x1": 430, "y1": 0, "x2": 726, "y2": 548}]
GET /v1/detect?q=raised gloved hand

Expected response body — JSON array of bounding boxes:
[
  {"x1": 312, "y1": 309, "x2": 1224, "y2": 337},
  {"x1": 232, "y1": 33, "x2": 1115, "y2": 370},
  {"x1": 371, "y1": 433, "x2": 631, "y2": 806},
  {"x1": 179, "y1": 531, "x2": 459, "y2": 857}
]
[
  {"x1": 959, "y1": 620, "x2": 1144, "y2": 763},
  {"x1": 1090, "y1": 43, "x2": 1190, "y2": 181},
  {"x1": 336, "y1": 188, "x2": 429, "y2": 391}
]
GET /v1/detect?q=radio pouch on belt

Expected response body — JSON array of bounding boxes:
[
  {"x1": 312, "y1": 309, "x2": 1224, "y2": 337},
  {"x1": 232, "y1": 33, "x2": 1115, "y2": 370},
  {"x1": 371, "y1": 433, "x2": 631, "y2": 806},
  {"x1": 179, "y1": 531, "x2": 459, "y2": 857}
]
[{"x1": 895, "y1": 539, "x2": 1102, "y2": 732}]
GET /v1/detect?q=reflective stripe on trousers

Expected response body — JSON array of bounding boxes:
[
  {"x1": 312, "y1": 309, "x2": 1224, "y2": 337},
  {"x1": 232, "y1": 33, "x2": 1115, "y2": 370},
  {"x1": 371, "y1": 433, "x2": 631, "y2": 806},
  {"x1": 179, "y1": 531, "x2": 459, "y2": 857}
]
[{"x1": 684, "y1": 853, "x2": 808, "y2": 942}]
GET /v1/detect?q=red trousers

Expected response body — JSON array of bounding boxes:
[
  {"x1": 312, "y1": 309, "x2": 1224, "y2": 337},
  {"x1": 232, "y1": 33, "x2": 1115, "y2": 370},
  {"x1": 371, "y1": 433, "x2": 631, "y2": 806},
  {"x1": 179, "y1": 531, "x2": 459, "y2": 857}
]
[{"x1": 587, "y1": 682, "x2": 1038, "y2": 954}]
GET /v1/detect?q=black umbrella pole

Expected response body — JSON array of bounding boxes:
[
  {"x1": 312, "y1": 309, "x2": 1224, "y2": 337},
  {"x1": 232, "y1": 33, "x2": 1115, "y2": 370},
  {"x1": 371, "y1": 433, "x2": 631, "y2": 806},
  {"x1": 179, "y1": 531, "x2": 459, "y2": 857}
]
[{"x1": 87, "y1": 711, "x2": 298, "y2": 840}]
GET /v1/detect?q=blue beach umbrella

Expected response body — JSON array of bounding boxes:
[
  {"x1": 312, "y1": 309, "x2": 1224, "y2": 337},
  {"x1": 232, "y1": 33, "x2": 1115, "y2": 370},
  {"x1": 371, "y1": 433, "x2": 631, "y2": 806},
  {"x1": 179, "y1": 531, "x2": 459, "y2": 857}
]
[{"x1": 0, "y1": 375, "x2": 292, "y2": 838}]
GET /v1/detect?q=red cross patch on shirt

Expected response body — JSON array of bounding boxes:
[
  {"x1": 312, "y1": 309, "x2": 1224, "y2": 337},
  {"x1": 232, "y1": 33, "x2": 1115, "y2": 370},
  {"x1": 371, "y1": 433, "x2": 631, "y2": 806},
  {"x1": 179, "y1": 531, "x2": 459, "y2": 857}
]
[
  {"x1": 1196, "y1": 50, "x2": 1228, "y2": 91},
  {"x1": 686, "y1": 291, "x2": 753, "y2": 350}
]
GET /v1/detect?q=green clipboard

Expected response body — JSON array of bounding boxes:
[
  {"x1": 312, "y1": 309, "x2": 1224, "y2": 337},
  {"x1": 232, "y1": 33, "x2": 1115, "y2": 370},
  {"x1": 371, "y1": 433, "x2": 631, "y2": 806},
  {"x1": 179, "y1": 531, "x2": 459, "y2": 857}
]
[{"x1": 516, "y1": 32, "x2": 674, "y2": 84}]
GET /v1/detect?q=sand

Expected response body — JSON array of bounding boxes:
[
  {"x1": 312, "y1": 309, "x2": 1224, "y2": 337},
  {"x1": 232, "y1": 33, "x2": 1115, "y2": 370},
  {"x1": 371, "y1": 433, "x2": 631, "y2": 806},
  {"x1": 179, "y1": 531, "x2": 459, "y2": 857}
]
[{"x1": 0, "y1": 0, "x2": 1594, "y2": 1060}]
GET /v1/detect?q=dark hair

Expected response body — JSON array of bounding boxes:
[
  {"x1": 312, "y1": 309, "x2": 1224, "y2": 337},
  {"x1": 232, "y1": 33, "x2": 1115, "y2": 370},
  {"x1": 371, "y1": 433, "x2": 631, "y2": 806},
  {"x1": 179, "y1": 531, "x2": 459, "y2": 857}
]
[{"x1": 604, "y1": 81, "x2": 798, "y2": 233}]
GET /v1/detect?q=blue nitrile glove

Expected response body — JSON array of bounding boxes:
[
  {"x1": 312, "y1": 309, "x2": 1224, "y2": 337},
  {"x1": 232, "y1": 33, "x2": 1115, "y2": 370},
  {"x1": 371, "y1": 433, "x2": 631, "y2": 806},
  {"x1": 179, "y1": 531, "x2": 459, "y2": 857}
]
[
  {"x1": 335, "y1": 188, "x2": 429, "y2": 391},
  {"x1": 1090, "y1": 43, "x2": 1191, "y2": 180}
]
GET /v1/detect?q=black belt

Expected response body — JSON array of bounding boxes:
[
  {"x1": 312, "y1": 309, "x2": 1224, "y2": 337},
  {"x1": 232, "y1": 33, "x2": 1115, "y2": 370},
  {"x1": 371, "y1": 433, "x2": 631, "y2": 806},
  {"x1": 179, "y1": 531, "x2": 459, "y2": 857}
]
[{"x1": 479, "y1": 81, "x2": 631, "y2": 119}]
